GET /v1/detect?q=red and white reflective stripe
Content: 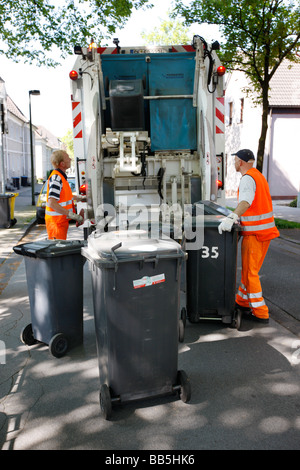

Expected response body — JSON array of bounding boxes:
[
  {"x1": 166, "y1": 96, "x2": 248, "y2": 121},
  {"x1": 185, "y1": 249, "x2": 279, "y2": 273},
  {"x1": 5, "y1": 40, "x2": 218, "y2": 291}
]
[
  {"x1": 72, "y1": 101, "x2": 82, "y2": 139},
  {"x1": 171, "y1": 45, "x2": 194, "y2": 52},
  {"x1": 97, "y1": 47, "x2": 118, "y2": 54},
  {"x1": 215, "y1": 97, "x2": 225, "y2": 134}
]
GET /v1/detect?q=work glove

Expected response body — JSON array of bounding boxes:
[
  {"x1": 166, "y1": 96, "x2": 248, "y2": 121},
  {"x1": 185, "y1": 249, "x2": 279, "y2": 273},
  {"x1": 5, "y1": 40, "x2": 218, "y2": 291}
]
[
  {"x1": 67, "y1": 210, "x2": 83, "y2": 224},
  {"x1": 218, "y1": 212, "x2": 239, "y2": 234}
]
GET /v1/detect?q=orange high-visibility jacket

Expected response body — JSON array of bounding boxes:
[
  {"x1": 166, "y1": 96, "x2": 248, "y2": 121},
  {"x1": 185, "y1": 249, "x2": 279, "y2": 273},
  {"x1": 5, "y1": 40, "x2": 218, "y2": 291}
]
[
  {"x1": 239, "y1": 168, "x2": 279, "y2": 241},
  {"x1": 45, "y1": 170, "x2": 73, "y2": 224}
]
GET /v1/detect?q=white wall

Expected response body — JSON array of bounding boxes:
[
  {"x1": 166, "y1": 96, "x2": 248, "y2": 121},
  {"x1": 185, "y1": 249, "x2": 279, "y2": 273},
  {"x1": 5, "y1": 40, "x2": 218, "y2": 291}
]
[
  {"x1": 225, "y1": 71, "x2": 299, "y2": 199},
  {"x1": 268, "y1": 112, "x2": 300, "y2": 198}
]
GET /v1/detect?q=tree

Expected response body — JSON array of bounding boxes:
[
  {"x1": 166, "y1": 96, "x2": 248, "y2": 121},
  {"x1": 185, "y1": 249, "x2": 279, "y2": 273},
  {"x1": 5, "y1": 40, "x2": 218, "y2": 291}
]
[
  {"x1": 61, "y1": 129, "x2": 74, "y2": 162},
  {"x1": 141, "y1": 16, "x2": 190, "y2": 45},
  {"x1": 173, "y1": 0, "x2": 300, "y2": 172},
  {"x1": 0, "y1": 0, "x2": 152, "y2": 66}
]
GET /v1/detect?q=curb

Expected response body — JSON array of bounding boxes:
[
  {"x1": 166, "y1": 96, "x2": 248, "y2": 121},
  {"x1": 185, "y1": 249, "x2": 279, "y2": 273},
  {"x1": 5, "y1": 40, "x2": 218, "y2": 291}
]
[
  {"x1": 19, "y1": 218, "x2": 38, "y2": 243},
  {"x1": 279, "y1": 234, "x2": 300, "y2": 245}
]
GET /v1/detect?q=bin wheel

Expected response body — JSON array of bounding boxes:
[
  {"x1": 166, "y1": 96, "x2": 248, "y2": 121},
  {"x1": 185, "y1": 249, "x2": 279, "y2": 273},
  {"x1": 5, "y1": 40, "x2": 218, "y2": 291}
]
[
  {"x1": 20, "y1": 323, "x2": 37, "y2": 346},
  {"x1": 49, "y1": 333, "x2": 68, "y2": 358},
  {"x1": 100, "y1": 384, "x2": 112, "y2": 420},
  {"x1": 231, "y1": 309, "x2": 242, "y2": 330},
  {"x1": 177, "y1": 370, "x2": 191, "y2": 403},
  {"x1": 181, "y1": 307, "x2": 187, "y2": 327},
  {"x1": 178, "y1": 319, "x2": 185, "y2": 343}
]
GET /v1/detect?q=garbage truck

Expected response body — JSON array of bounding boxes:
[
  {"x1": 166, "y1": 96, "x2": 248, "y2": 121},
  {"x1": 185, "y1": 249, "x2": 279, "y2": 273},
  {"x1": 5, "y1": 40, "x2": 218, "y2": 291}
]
[
  {"x1": 69, "y1": 37, "x2": 242, "y2": 324},
  {"x1": 68, "y1": 38, "x2": 242, "y2": 417},
  {"x1": 69, "y1": 35, "x2": 227, "y2": 233}
]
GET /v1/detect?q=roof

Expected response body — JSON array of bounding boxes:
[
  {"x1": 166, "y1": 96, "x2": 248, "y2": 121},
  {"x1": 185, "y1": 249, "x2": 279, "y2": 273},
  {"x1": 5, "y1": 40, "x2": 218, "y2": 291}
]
[
  {"x1": 6, "y1": 95, "x2": 28, "y2": 123},
  {"x1": 269, "y1": 58, "x2": 300, "y2": 107},
  {"x1": 35, "y1": 125, "x2": 61, "y2": 149}
]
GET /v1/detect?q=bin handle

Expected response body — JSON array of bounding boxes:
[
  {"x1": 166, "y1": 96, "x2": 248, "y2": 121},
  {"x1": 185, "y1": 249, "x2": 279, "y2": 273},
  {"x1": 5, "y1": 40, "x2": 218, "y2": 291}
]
[
  {"x1": 111, "y1": 242, "x2": 122, "y2": 265},
  {"x1": 111, "y1": 242, "x2": 122, "y2": 291}
]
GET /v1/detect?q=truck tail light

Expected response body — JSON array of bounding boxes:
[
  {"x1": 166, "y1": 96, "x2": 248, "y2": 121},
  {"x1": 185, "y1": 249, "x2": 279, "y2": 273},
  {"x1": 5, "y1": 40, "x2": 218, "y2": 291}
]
[
  {"x1": 69, "y1": 70, "x2": 79, "y2": 81},
  {"x1": 217, "y1": 66, "x2": 226, "y2": 76},
  {"x1": 217, "y1": 179, "x2": 223, "y2": 189},
  {"x1": 80, "y1": 183, "x2": 87, "y2": 195}
]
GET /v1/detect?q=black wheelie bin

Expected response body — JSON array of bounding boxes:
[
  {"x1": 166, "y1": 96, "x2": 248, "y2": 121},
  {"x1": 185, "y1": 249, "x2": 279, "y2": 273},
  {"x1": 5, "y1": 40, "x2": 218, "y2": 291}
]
[
  {"x1": 14, "y1": 240, "x2": 85, "y2": 357},
  {"x1": 82, "y1": 229, "x2": 191, "y2": 419},
  {"x1": 185, "y1": 214, "x2": 241, "y2": 329}
]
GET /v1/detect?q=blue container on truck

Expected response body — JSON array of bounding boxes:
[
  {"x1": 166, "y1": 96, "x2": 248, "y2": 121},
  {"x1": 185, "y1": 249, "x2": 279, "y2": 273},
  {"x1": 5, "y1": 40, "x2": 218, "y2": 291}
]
[{"x1": 101, "y1": 51, "x2": 197, "y2": 151}]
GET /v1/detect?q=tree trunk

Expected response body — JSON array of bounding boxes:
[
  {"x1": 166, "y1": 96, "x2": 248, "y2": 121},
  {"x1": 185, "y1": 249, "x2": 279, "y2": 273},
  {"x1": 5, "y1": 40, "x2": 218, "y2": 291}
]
[{"x1": 256, "y1": 84, "x2": 269, "y2": 173}]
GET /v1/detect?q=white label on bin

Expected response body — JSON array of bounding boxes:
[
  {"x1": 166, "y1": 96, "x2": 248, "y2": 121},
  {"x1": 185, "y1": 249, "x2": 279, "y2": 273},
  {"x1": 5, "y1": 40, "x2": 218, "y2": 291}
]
[{"x1": 133, "y1": 273, "x2": 165, "y2": 289}]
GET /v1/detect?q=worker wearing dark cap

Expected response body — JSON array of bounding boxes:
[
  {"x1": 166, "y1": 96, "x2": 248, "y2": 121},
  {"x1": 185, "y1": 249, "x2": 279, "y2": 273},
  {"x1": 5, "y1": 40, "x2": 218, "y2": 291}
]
[{"x1": 218, "y1": 149, "x2": 279, "y2": 323}]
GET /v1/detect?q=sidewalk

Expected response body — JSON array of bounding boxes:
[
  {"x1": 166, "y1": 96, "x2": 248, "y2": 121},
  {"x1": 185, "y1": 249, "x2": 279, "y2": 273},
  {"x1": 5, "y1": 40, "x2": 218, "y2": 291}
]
[
  {"x1": 0, "y1": 185, "x2": 44, "y2": 295},
  {"x1": 0, "y1": 185, "x2": 42, "y2": 264}
]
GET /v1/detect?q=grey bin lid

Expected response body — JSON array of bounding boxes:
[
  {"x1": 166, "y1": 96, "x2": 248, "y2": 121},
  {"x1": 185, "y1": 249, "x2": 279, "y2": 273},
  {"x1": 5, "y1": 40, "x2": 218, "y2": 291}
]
[
  {"x1": 13, "y1": 240, "x2": 84, "y2": 258},
  {"x1": 191, "y1": 214, "x2": 224, "y2": 228},
  {"x1": 82, "y1": 230, "x2": 186, "y2": 266},
  {"x1": 186, "y1": 214, "x2": 240, "y2": 229},
  {"x1": 193, "y1": 200, "x2": 232, "y2": 217}
]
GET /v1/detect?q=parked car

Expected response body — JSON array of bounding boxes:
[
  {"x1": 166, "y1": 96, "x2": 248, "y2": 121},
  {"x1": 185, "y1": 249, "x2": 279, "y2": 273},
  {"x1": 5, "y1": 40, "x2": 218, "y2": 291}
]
[{"x1": 36, "y1": 177, "x2": 77, "y2": 224}]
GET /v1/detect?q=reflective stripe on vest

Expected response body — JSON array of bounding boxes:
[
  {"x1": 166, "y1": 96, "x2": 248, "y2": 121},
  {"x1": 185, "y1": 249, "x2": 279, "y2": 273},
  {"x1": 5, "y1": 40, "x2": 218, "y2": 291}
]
[
  {"x1": 45, "y1": 170, "x2": 73, "y2": 221},
  {"x1": 241, "y1": 221, "x2": 276, "y2": 232},
  {"x1": 238, "y1": 168, "x2": 279, "y2": 240},
  {"x1": 241, "y1": 211, "x2": 273, "y2": 222},
  {"x1": 45, "y1": 199, "x2": 73, "y2": 216}
]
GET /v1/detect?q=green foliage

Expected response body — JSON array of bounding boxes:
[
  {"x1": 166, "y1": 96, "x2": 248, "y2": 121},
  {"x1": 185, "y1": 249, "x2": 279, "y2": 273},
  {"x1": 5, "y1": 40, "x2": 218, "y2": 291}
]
[
  {"x1": 141, "y1": 17, "x2": 190, "y2": 45},
  {"x1": 174, "y1": 0, "x2": 300, "y2": 96},
  {"x1": 0, "y1": 0, "x2": 153, "y2": 66},
  {"x1": 275, "y1": 218, "x2": 300, "y2": 229},
  {"x1": 173, "y1": 0, "x2": 300, "y2": 171},
  {"x1": 60, "y1": 129, "x2": 74, "y2": 161}
]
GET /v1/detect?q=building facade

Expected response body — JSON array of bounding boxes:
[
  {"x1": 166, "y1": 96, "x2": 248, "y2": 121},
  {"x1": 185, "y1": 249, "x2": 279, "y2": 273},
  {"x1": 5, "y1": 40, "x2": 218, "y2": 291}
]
[
  {"x1": 5, "y1": 95, "x2": 32, "y2": 189},
  {"x1": 0, "y1": 76, "x2": 61, "y2": 190},
  {"x1": 35, "y1": 125, "x2": 62, "y2": 182},
  {"x1": 225, "y1": 59, "x2": 300, "y2": 199}
]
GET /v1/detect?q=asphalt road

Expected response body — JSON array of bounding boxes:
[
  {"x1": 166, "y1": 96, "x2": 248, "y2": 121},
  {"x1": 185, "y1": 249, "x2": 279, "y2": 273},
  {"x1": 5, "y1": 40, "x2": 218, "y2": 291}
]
[
  {"x1": 0, "y1": 221, "x2": 300, "y2": 451},
  {"x1": 0, "y1": 189, "x2": 300, "y2": 452},
  {"x1": 261, "y1": 237, "x2": 300, "y2": 335}
]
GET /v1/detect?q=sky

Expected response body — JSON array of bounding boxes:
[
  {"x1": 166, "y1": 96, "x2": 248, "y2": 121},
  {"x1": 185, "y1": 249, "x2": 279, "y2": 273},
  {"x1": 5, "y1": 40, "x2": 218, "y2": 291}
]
[{"x1": 0, "y1": 0, "x2": 221, "y2": 139}]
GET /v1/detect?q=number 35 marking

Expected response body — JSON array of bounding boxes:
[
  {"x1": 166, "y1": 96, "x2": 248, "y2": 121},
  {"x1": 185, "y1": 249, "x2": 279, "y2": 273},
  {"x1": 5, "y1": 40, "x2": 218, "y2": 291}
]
[{"x1": 201, "y1": 246, "x2": 219, "y2": 259}]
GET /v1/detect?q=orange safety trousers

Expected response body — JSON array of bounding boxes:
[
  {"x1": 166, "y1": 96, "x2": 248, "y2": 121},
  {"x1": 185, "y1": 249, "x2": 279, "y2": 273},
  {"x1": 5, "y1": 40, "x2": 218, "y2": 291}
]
[
  {"x1": 46, "y1": 219, "x2": 69, "y2": 240},
  {"x1": 236, "y1": 235, "x2": 270, "y2": 319}
]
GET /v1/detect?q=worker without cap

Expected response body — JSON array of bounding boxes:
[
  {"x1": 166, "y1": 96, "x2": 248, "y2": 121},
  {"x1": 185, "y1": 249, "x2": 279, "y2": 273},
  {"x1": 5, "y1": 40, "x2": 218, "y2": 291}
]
[
  {"x1": 45, "y1": 150, "x2": 85, "y2": 240},
  {"x1": 218, "y1": 149, "x2": 279, "y2": 323}
]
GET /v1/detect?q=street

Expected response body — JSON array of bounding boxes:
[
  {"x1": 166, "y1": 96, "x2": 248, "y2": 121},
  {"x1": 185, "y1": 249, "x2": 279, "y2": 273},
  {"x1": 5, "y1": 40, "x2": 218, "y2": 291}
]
[
  {"x1": 261, "y1": 237, "x2": 300, "y2": 336},
  {"x1": 0, "y1": 191, "x2": 300, "y2": 450},
  {"x1": 0, "y1": 224, "x2": 300, "y2": 450}
]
